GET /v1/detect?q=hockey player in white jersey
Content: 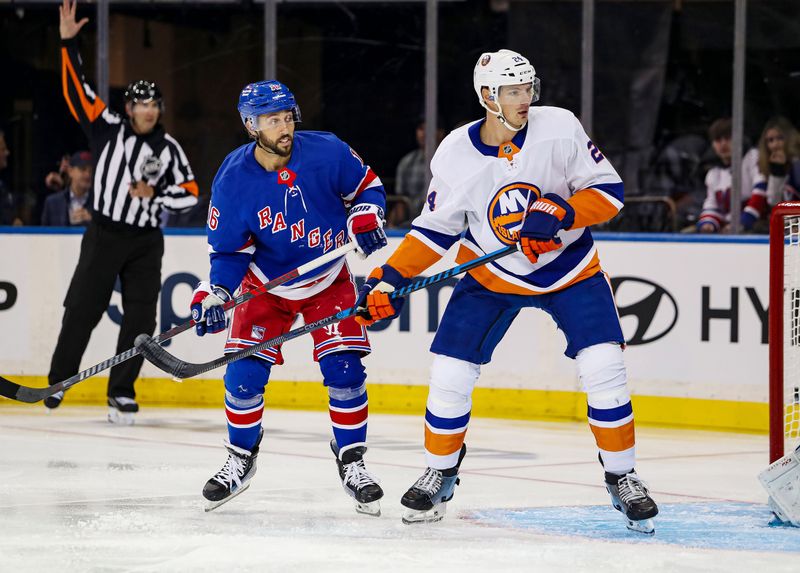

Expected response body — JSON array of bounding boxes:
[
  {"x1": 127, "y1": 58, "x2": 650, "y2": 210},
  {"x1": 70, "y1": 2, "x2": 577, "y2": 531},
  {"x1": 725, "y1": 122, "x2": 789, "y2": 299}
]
[{"x1": 356, "y1": 49, "x2": 659, "y2": 533}]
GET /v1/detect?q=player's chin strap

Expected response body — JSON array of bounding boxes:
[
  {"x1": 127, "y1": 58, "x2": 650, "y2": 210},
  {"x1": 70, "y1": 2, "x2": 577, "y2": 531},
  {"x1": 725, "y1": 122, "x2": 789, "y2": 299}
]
[
  {"x1": 256, "y1": 138, "x2": 278, "y2": 155},
  {"x1": 482, "y1": 100, "x2": 527, "y2": 133}
]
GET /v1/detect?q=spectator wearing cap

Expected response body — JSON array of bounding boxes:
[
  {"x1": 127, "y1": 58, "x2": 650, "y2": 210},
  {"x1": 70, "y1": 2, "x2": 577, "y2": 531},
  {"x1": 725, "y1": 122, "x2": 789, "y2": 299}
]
[{"x1": 41, "y1": 151, "x2": 93, "y2": 226}]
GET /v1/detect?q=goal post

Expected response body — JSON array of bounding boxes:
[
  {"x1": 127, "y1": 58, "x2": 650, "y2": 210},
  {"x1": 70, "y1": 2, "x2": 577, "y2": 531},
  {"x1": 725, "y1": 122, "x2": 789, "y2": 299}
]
[{"x1": 769, "y1": 202, "x2": 800, "y2": 462}]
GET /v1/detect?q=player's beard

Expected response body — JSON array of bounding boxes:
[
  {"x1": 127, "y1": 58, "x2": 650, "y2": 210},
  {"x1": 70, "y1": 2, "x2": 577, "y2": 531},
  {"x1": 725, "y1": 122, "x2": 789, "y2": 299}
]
[{"x1": 257, "y1": 133, "x2": 293, "y2": 157}]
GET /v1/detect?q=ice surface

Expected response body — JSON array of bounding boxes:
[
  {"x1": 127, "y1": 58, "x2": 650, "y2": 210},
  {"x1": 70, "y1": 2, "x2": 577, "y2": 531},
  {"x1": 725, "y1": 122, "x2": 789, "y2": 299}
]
[{"x1": 0, "y1": 406, "x2": 797, "y2": 572}]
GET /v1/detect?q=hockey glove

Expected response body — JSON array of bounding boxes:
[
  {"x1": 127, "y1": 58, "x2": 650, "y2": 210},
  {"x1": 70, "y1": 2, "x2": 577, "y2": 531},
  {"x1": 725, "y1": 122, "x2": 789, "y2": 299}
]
[
  {"x1": 355, "y1": 265, "x2": 410, "y2": 326},
  {"x1": 347, "y1": 203, "x2": 387, "y2": 258},
  {"x1": 190, "y1": 281, "x2": 232, "y2": 336},
  {"x1": 740, "y1": 210, "x2": 758, "y2": 232},
  {"x1": 518, "y1": 193, "x2": 575, "y2": 264}
]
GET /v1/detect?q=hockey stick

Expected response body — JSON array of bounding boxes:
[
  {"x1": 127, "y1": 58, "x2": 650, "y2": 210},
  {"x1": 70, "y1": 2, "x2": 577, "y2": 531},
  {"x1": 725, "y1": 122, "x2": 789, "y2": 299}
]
[
  {"x1": 0, "y1": 242, "x2": 357, "y2": 403},
  {"x1": 136, "y1": 244, "x2": 519, "y2": 379}
]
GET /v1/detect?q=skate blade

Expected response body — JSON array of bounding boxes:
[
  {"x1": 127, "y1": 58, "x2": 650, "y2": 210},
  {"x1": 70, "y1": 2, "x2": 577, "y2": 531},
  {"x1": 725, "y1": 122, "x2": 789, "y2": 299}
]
[
  {"x1": 204, "y1": 481, "x2": 251, "y2": 512},
  {"x1": 625, "y1": 517, "x2": 655, "y2": 535},
  {"x1": 354, "y1": 500, "x2": 381, "y2": 517},
  {"x1": 107, "y1": 408, "x2": 135, "y2": 425},
  {"x1": 401, "y1": 503, "x2": 447, "y2": 525}
]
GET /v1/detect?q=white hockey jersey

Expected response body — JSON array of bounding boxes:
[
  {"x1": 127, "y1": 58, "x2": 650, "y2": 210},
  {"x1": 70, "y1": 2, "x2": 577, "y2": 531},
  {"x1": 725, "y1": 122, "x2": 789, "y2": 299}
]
[
  {"x1": 387, "y1": 106, "x2": 624, "y2": 295},
  {"x1": 699, "y1": 148, "x2": 766, "y2": 230}
]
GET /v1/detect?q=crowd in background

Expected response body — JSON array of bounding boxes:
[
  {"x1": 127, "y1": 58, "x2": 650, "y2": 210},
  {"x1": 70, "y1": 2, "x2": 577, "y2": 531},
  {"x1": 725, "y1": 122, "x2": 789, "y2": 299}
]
[
  {"x1": 635, "y1": 115, "x2": 800, "y2": 234},
  {"x1": 1, "y1": 113, "x2": 798, "y2": 234}
]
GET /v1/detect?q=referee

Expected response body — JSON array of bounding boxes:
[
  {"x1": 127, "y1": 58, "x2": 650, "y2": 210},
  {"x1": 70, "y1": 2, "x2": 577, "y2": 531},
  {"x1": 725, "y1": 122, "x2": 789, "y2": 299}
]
[{"x1": 46, "y1": 0, "x2": 199, "y2": 423}]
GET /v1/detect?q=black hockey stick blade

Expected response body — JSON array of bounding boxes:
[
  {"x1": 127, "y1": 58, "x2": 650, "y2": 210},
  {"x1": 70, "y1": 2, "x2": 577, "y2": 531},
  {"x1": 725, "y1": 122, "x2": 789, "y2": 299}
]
[
  {"x1": 0, "y1": 345, "x2": 141, "y2": 403},
  {"x1": 0, "y1": 243, "x2": 356, "y2": 404},
  {"x1": 137, "y1": 244, "x2": 519, "y2": 379},
  {"x1": 0, "y1": 376, "x2": 48, "y2": 404},
  {"x1": 134, "y1": 334, "x2": 190, "y2": 379}
]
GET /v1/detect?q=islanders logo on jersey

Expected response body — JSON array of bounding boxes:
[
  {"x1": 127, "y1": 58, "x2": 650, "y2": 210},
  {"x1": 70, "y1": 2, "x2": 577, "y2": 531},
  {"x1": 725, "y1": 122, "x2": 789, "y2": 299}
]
[{"x1": 487, "y1": 182, "x2": 541, "y2": 245}]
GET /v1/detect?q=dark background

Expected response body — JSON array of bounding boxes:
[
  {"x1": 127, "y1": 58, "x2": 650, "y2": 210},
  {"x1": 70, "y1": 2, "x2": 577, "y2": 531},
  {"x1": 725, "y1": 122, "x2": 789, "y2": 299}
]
[{"x1": 2, "y1": 0, "x2": 798, "y2": 226}]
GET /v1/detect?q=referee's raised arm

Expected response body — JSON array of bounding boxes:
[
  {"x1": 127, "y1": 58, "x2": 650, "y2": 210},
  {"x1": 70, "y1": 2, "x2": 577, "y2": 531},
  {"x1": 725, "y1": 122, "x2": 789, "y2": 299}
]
[{"x1": 59, "y1": 0, "x2": 105, "y2": 136}]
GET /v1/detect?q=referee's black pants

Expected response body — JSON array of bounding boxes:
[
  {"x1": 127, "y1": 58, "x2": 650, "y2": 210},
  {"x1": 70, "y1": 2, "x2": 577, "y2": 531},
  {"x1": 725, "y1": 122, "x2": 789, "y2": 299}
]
[{"x1": 48, "y1": 220, "x2": 164, "y2": 399}]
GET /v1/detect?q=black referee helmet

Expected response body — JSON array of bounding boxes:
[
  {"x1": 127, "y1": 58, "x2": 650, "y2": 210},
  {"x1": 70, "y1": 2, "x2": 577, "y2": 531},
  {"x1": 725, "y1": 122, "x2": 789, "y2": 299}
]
[{"x1": 124, "y1": 80, "x2": 163, "y2": 110}]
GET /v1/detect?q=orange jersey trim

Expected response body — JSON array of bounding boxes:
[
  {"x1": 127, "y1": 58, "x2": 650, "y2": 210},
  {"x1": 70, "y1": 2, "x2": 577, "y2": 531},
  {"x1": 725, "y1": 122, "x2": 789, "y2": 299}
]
[
  {"x1": 424, "y1": 426, "x2": 467, "y2": 456},
  {"x1": 590, "y1": 420, "x2": 635, "y2": 452},
  {"x1": 179, "y1": 181, "x2": 200, "y2": 197},
  {"x1": 455, "y1": 243, "x2": 602, "y2": 295},
  {"x1": 386, "y1": 234, "x2": 443, "y2": 278},
  {"x1": 568, "y1": 188, "x2": 621, "y2": 229},
  {"x1": 62, "y1": 47, "x2": 106, "y2": 123}
]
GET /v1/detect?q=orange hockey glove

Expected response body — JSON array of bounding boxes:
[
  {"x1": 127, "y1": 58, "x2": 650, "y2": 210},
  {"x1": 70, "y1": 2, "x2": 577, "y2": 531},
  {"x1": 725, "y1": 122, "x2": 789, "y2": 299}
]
[
  {"x1": 518, "y1": 193, "x2": 575, "y2": 264},
  {"x1": 354, "y1": 265, "x2": 410, "y2": 326}
]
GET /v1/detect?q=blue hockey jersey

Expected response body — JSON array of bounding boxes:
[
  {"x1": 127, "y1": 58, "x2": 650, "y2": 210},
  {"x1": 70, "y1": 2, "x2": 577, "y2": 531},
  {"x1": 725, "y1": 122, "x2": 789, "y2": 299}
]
[{"x1": 207, "y1": 131, "x2": 385, "y2": 299}]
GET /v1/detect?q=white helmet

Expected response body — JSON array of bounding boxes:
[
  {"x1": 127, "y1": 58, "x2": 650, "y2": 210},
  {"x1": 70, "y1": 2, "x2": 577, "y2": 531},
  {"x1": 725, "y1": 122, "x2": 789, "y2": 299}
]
[{"x1": 473, "y1": 49, "x2": 540, "y2": 130}]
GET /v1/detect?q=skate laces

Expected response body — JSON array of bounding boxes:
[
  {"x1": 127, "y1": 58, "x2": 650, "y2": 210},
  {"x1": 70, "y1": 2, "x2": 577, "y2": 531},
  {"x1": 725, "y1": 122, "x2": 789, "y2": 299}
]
[
  {"x1": 213, "y1": 450, "x2": 247, "y2": 488},
  {"x1": 343, "y1": 459, "x2": 380, "y2": 489},
  {"x1": 617, "y1": 474, "x2": 649, "y2": 504},
  {"x1": 414, "y1": 467, "x2": 443, "y2": 494}
]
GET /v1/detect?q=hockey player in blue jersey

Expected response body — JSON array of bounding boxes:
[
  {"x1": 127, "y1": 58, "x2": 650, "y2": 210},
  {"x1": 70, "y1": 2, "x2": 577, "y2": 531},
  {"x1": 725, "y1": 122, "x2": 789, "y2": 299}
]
[{"x1": 191, "y1": 81, "x2": 387, "y2": 514}]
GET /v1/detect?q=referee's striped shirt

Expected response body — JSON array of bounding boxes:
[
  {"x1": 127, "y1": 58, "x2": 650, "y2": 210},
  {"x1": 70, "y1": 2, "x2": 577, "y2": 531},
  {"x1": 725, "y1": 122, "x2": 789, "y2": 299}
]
[{"x1": 61, "y1": 38, "x2": 198, "y2": 229}]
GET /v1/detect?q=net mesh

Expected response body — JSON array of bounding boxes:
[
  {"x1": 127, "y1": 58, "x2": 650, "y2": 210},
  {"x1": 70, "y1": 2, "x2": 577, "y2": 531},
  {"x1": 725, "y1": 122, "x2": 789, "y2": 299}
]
[{"x1": 784, "y1": 216, "x2": 800, "y2": 453}]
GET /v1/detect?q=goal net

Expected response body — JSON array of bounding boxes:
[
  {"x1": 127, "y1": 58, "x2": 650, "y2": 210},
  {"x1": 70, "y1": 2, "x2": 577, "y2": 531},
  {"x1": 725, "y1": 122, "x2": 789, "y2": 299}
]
[{"x1": 770, "y1": 202, "x2": 800, "y2": 462}]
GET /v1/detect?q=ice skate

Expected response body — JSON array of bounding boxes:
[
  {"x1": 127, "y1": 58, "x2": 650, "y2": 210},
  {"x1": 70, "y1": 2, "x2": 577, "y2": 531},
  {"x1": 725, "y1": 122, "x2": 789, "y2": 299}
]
[
  {"x1": 605, "y1": 471, "x2": 659, "y2": 534},
  {"x1": 107, "y1": 396, "x2": 138, "y2": 425},
  {"x1": 203, "y1": 432, "x2": 262, "y2": 512},
  {"x1": 44, "y1": 390, "x2": 65, "y2": 411},
  {"x1": 401, "y1": 444, "x2": 466, "y2": 524},
  {"x1": 330, "y1": 440, "x2": 383, "y2": 516}
]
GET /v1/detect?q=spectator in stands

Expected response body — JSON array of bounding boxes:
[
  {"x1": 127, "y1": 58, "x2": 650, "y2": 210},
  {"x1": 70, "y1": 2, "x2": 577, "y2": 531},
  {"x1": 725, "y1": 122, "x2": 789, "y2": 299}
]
[
  {"x1": 0, "y1": 128, "x2": 22, "y2": 226},
  {"x1": 41, "y1": 151, "x2": 93, "y2": 226},
  {"x1": 387, "y1": 119, "x2": 444, "y2": 227},
  {"x1": 696, "y1": 118, "x2": 764, "y2": 233},
  {"x1": 739, "y1": 117, "x2": 800, "y2": 231},
  {"x1": 44, "y1": 154, "x2": 72, "y2": 194}
]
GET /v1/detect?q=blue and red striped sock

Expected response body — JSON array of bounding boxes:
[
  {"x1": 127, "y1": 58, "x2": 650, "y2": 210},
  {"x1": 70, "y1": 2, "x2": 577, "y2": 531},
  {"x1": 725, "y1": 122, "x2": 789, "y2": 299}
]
[
  {"x1": 225, "y1": 394, "x2": 264, "y2": 452},
  {"x1": 328, "y1": 384, "x2": 368, "y2": 456}
]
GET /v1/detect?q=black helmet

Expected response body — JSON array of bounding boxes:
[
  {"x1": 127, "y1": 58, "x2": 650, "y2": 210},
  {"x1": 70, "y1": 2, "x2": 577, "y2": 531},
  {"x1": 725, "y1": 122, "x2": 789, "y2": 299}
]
[{"x1": 124, "y1": 80, "x2": 163, "y2": 109}]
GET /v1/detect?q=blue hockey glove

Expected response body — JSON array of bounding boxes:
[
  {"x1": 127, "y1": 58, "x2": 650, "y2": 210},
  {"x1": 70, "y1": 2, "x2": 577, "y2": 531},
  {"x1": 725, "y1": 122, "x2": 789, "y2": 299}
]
[
  {"x1": 347, "y1": 204, "x2": 387, "y2": 258},
  {"x1": 190, "y1": 281, "x2": 232, "y2": 336},
  {"x1": 354, "y1": 264, "x2": 410, "y2": 326},
  {"x1": 518, "y1": 193, "x2": 575, "y2": 264},
  {"x1": 740, "y1": 210, "x2": 758, "y2": 231}
]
